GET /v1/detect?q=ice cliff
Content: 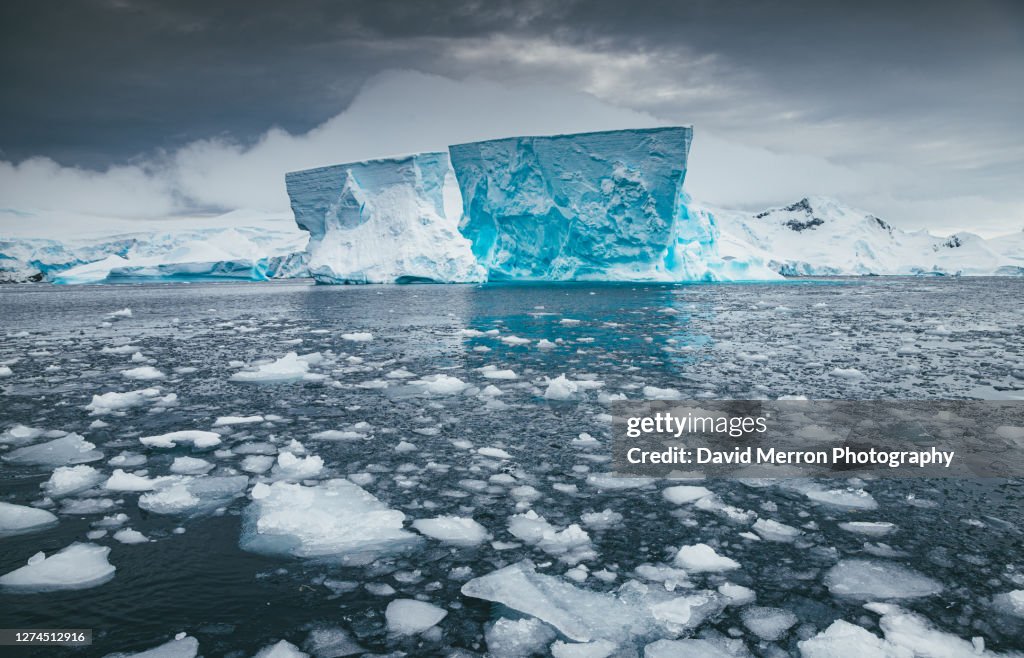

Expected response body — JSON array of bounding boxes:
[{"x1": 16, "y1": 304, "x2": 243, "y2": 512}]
[
  {"x1": 448, "y1": 127, "x2": 732, "y2": 281},
  {"x1": 285, "y1": 153, "x2": 484, "y2": 284}
]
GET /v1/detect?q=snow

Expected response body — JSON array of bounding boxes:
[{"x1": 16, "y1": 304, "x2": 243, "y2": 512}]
[
  {"x1": 104, "y1": 634, "x2": 200, "y2": 658},
  {"x1": 286, "y1": 153, "x2": 484, "y2": 283},
  {"x1": 2, "y1": 433, "x2": 103, "y2": 466},
  {"x1": 230, "y1": 352, "x2": 320, "y2": 383},
  {"x1": 0, "y1": 543, "x2": 115, "y2": 592},
  {"x1": 740, "y1": 606, "x2": 798, "y2": 641},
  {"x1": 824, "y1": 559, "x2": 943, "y2": 600},
  {"x1": 240, "y1": 479, "x2": 420, "y2": 564},
  {"x1": 139, "y1": 430, "x2": 222, "y2": 449},
  {"x1": 485, "y1": 617, "x2": 557, "y2": 657},
  {"x1": 384, "y1": 599, "x2": 448, "y2": 635},
  {"x1": 0, "y1": 501, "x2": 59, "y2": 537},
  {"x1": 42, "y1": 464, "x2": 104, "y2": 496},
  {"x1": 673, "y1": 543, "x2": 741, "y2": 572},
  {"x1": 412, "y1": 516, "x2": 490, "y2": 546},
  {"x1": 450, "y1": 127, "x2": 725, "y2": 282}
]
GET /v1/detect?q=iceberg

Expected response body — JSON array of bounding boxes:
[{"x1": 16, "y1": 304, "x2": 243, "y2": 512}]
[
  {"x1": 286, "y1": 153, "x2": 484, "y2": 283},
  {"x1": 449, "y1": 127, "x2": 725, "y2": 281}
]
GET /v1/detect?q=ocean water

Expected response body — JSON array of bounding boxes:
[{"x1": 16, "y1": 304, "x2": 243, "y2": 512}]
[{"x1": 1, "y1": 278, "x2": 1022, "y2": 656}]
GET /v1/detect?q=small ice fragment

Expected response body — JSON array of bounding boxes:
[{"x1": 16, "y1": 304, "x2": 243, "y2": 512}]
[
  {"x1": 838, "y1": 521, "x2": 895, "y2": 536},
  {"x1": 740, "y1": 606, "x2": 798, "y2": 641},
  {"x1": 170, "y1": 456, "x2": 214, "y2": 475},
  {"x1": 253, "y1": 639, "x2": 309, "y2": 658},
  {"x1": 485, "y1": 617, "x2": 556, "y2": 658},
  {"x1": 673, "y1": 544, "x2": 740, "y2": 572},
  {"x1": 341, "y1": 332, "x2": 373, "y2": 342},
  {"x1": 43, "y1": 465, "x2": 104, "y2": 497},
  {"x1": 662, "y1": 485, "x2": 712, "y2": 505},
  {"x1": 385, "y1": 599, "x2": 447, "y2": 635},
  {"x1": 478, "y1": 447, "x2": 513, "y2": 459},
  {"x1": 113, "y1": 528, "x2": 150, "y2": 544},
  {"x1": 3, "y1": 433, "x2": 103, "y2": 466},
  {"x1": 412, "y1": 516, "x2": 490, "y2": 546},
  {"x1": 140, "y1": 430, "x2": 222, "y2": 450},
  {"x1": 122, "y1": 366, "x2": 165, "y2": 380},
  {"x1": 824, "y1": 559, "x2": 942, "y2": 600},
  {"x1": 213, "y1": 415, "x2": 264, "y2": 426}
]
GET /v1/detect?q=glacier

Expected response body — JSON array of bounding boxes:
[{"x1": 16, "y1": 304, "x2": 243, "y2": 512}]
[
  {"x1": 0, "y1": 227, "x2": 308, "y2": 284},
  {"x1": 448, "y1": 127, "x2": 731, "y2": 281},
  {"x1": 285, "y1": 152, "x2": 484, "y2": 284}
]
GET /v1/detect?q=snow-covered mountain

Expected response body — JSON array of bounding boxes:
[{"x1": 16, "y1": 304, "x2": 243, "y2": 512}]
[{"x1": 714, "y1": 196, "x2": 1024, "y2": 277}]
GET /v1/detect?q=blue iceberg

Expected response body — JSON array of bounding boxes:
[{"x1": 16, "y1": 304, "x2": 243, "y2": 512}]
[
  {"x1": 286, "y1": 153, "x2": 484, "y2": 284},
  {"x1": 449, "y1": 127, "x2": 720, "y2": 281}
]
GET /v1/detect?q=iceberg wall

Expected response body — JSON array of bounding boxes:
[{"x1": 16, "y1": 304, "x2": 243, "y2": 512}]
[
  {"x1": 285, "y1": 153, "x2": 484, "y2": 284},
  {"x1": 448, "y1": 127, "x2": 720, "y2": 281}
]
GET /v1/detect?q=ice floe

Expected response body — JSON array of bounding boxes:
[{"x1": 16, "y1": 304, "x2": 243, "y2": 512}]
[
  {"x1": 824, "y1": 559, "x2": 942, "y2": 600},
  {"x1": 385, "y1": 599, "x2": 447, "y2": 635},
  {"x1": 0, "y1": 542, "x2": 115, "y2": 592},
  {"x1": 140, "y1": 430, "x2": 222, "y2": 450},
  {"x1": 42, "y1": 464, "x2": 104, "y2": 496},
  {"x1": 229, "y1": 352, "x2": 321, "y2": 383},
  {"x1": 0, "y1": 501, "x2": 59, "y2": 537},
  {"x1": 3, "y1": 433, "x2": 103, "y2": 466},
  {"x1": 673, "y1": 544, "x2": 740, "y2": 572},
  {"x1": 412, "y1": 516, "x2": 489, "y2": 546}
]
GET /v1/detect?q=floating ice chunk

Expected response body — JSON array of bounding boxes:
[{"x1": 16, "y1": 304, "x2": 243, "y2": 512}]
[
  {"x1": 1, "y1": 424, "x2": 44, "y2": 445},
  {"x1": 508, "y1": 511, "x2": 593, "y2": 562},
  {"x1": 43, "y1": 465, "x2": 104, "y2": 496},
  {"x1": 642, "y1": 386, "x2": 683, "y2": 400},
  {"x1": 501, "y1": 336, "x2": 531, "y2": 346},
  {"x1": 0, "y1": 501, "x2": 58, "y2": 537},
  {"x1": 864, "y1": 602, "x2": 999, "y2": 657},
  {"x1": 213, "y1": 415, "x2": 264, "y2": 426},
  {"x1": 550, "y1": 639, "x2": 619, "y2": 658},
  {"x1": 103, "y1": 633, "x2": 200, "y2": 658},
  {"x1": 838, "y1": 521, "x2": 895, "y2": 536},
  {"x1": 586, "y1": 473, "x2": 655, "y2": 490},
  {"x1": 113, "y1": 528, "x2": 150, "y2": 544},
  {"x1": 230, "y1": 352, "x2": 318, "y2": 383},
  {"x1": 718, "y1": 583, "x2": 755, "y2": 606},
  {"x1": 3, "y1": 433, "x2": 103, "y2": 466},
  {"x1": 461, "y1": 561, "x2": 649, "y2": 643},
  {"x1": 139, "y1": 476, "x2": 248, "y2": 516},
  {"x1": 544, "y1": 375, "x2": 603, "y2": 400},
  {"x1": 140, "y1": 430, "x2": 222, "y2": 450},
  {"x1": 643, "y1": 639, "x2": 736, "y2": 658},
  {"x1": 741, "y1": 606, "x2": 798, "y2": 641},
  {"x1": 647, "y1": 590, "x2": 726, "y2": 635},
  {"x1": 992, "y1": 590, "x2": 1024, "y2": 619},
  {"x1": 752, "y1": 518, "x2": 801, "y2": 542},
  {"x1": 241, "y1": 455, "x2": 276, "y2": 473},
  {"x1": 572, "y1": 433, "x2": 600, "y2": 447},
  {"x1": 485, "y1": 617, "x2": 557, "y2": 658},
  {"x1": 105, "y1": 469, "x2": 159, "y2": 492},
  {"x1": 122, "y1": 366, "x2": 165, "y2": 380},
  {"x1": 824, "y1": 559, "x2": 942, "y2": 600},
  {"x1": 241, "y1": 479, "x2": 420, "y2": 564},
  {"x1": 633, "y1": 564, "x2": 693, "y2": 589},
  {"x1": 86, "y1": 387, "x2": 167, "y2": 414},
  {"x1": 800, "y1": 484, "x2": 878, "y2": 510},
  {"x1": 409, "y1": 374, "x2": 470, "y2": 395},
  {"x1": 580, "y1": 509, "x2": 623, "y2": 530},
  {"x1": 310, "y1": 430, "x2": 364, "y2": 441},
  {"x1": 385, "y1": 599, "x2": 447, "y2": 635},
  {"x1": 479, "y1": 365, "x2": 518, "y2": 380},
  {"x1": 272, "y1": 451, "x2": 325, "y2": 481},
  {"x1": 662, "y1": 485, "x2": 712, "y2": 505},
  {"x1": 673, "y1": 544, "x2": 740, "y2": 572},
  {"x1": 253, "y1": 639, "x2": 309, "y2": 658},
  {"x1": 169, "y1": 456, "x2": 214, "y2": 475},
  {"x1": 830, "y1": 368, "x2": 865, "y2": 380},
  {"x1": 798, "y1": 619, "x2": 910, "y2": 658},
  {"x1": 412, "y1": 516, "x2": 490, "y2": 546},
  {"x1": 303, "y1": 626, "x2": 364, "y2": 657},
  {"x1": 61, "y1": 497, "x2": 116, "y2": 514},
  {"x1": 106, "y1": 634, "x2": 201, "y2": 658},
  {"x1": 341, "y1": 332, "x2": 373, "y2": 342},
  {"x1": 108, "y1": 308, "x2": 132, "y2": 318},
  {"x1": 995, "y1": 425, "x2": 1024, "y2": 441},
  {"x1": 478, "y1": 446, "x2": 513, "y2": 459},
  {"x1": 0, "y1": 543, "x2": 115, "y2": 592},
  {"x1": 0, "y1": 365, "x2": 12, "y2": 377}
]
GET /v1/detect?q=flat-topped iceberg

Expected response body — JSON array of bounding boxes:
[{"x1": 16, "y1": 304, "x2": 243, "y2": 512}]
[
  {"x1": 449, "y1": 127, "x2": 720, "y2": 281},
  {"x1": 286, "y1": 153, "x2": 484, "y2": 284}
]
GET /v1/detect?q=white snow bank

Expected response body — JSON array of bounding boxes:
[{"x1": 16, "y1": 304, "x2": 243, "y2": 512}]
[{"x1": 0, "y1": 543, "x2": 115, "y2": 592}]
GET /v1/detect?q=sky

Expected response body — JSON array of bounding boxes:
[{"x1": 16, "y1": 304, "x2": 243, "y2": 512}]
[{"x1": 1, "y1": 0, "x2": 1022, "y2": 238}]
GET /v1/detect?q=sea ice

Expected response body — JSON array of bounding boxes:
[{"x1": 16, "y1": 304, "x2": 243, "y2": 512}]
[
  {"x1": 662, "y1": 485, "x2": 713, "y2": 505},
  {"x1": 385, "y1": 599, "x2": 448, "y2": 635},
  {"x1": 485, "y1": 617, "x2": 557, "y2": 657},
  {"x1": 798, "y1": 619, "x2": 911, "y2": 658},
  {"x1": 229, "y1": 352, "x2": 319, "y2": 383},
  {"x1": 122, "y1": 366, "x2": 165, "y2": 380},
  {"x1": 673, "y1": 544, "x2": 741, "y2": 572},
  {"x1": 412, "y1": 516, "x2": 490, "y2": 546},
  {"x1": 138, "y1": 476, "x2": 248, "y2": 516},
  {"x1": 139, "y1": 430, "x2": 222, "y2": 449},
  {"x1": 113, "y1": 528, "x2": 150, "y2": 544},
  {"x1": 169, "y1": 456, "x2": 214, "y2": 475},
  {"x1": 752, "y1": 518, "x2": 802, "y2": 542},
  {"x1": 992, "y1": 590, "x2": 1024, "y2": 619},
  {"x1": 253, "y1": 639, "x2": 309, "y2": 658},
  {"x1": 643, "y1": 639, "x2": 737, "y2": 658},
  {"x1": 241, "y1": 479, "x2": 420, "y2": 564},
  {"x1": 3, "y1": 433, "x2": 103, "y2": 466},
  {"x1": 0, "y1": 542, "x2": 115, "y2": 592},
  {"x1": 740, "y1": 606, "x2": 798, "y2": 641},
  {"x1": 86, "y1": 387, "x2": 169, "y2": 414},
  {"x1": 838, "y1": 521, "x2": 895, "y2": 536},
  {"x1": 0, "y1": 501, "x2": 59, "y2": 537},
  {"x1": 42, "y1": 464, "x2": 104, "y2": 496},
  {"x1": 104, "y1": 633, "x2": 200, "y2": 658},
  {"x1": 550, "y1": 639, "x2": 619, "y2": 658},
  {"x1": 824, "y1": 559, "x2": 942, "y2": 600}
]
